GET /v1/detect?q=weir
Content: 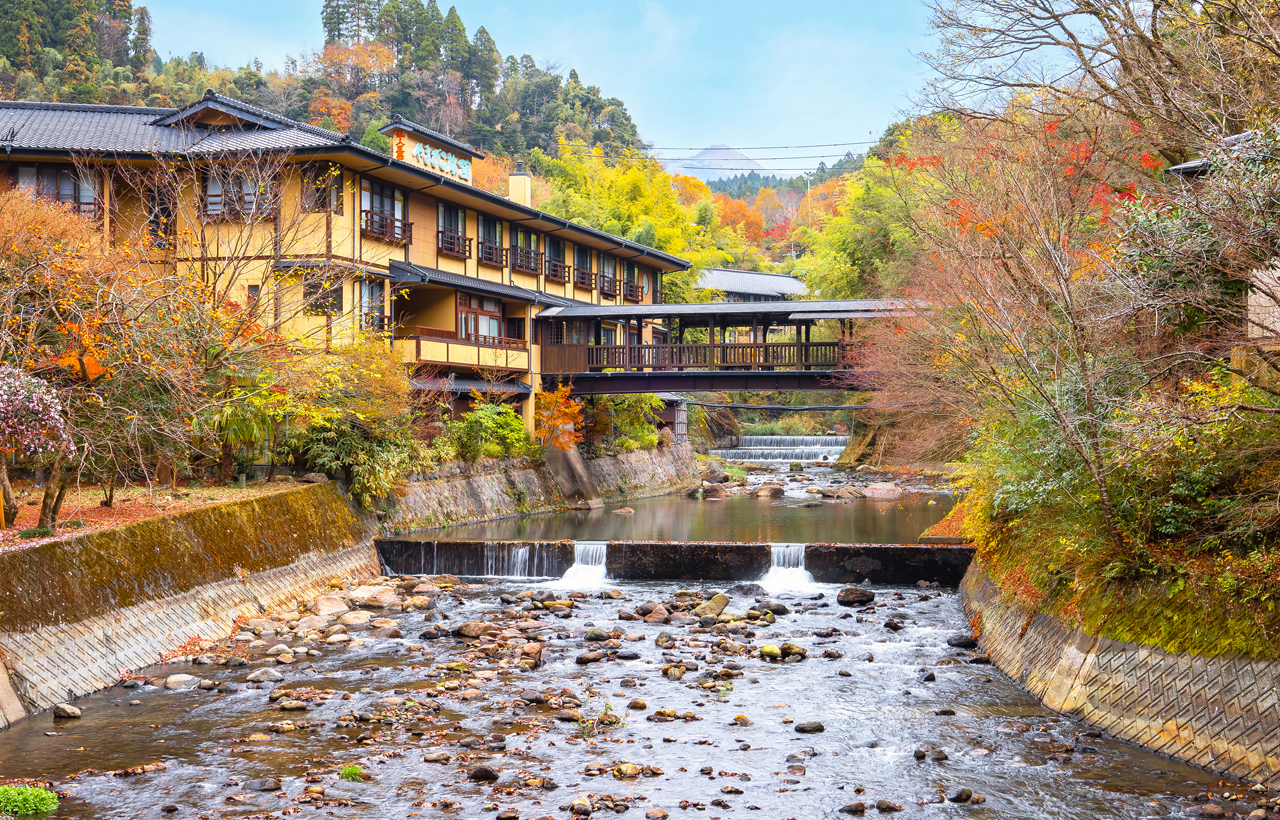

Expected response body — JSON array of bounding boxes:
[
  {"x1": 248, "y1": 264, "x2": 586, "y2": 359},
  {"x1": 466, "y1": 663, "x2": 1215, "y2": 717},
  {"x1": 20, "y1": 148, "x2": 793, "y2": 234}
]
[
  {"x1": 711, "y1": 435, "x2": 849, "y2": 464},
  {"x1": 376, "y1": 538, "x2": 974, "y2": 585}
]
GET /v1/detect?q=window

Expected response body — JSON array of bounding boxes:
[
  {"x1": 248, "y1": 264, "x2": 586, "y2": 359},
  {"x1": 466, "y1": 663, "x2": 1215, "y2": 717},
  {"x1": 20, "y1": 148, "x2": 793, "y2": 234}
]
[
  {"x1": 505, "y1": 317, "x2": 525, "y2": 341},
  {"x1": 361, "y1": 179, "x2": 408, "y2": 243},
  {"x1": 148, "y1": 188, "x2": 175, "y2": 246},
  {"x1": 439, "y1": 203, "x2": 464, "y2": 235},
  {"x1": 247, "y1": 284, "x2": 260, "y2": 303},
  {"x1": 302, "y1": 164, "x2": 343, "y2": 214},
  {"x1": 437, "y1": 203, "x2": 470, "y2": 258},
  {"x1": 547, "y1": 237, "x2": 565, "y2": 262},
  {"x1": 203, "y1": 171, "x2": 276, "y2": 220},
  {"x1": 599, "y1": 254, "x2": 618, "y2": 296},
  {"x1": 303, "y1": 278, "x2": 344, "y2": 316},
  {"x1": 16, "y1": 165, "x2": 100, "y2": 217},
  {"x1": 478, "y1": 214, "x2": 503, "y2": 245},
  {"x1": 601, "y1": 327, "x2": 617, "y2": 346},
  {"x1": 511, "y1": 226, "x2": 541, "y2": 273},
  {"x1": 458, "y1": 293, "x2": 503, "y2": 340},
  {"x1": 574, "y1": 245, "x2": 592, "y2": 270}
]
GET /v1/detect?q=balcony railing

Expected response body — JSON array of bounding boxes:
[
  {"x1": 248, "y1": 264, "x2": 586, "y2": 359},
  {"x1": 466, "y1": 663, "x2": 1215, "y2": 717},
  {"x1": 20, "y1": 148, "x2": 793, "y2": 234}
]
[
  {"x1": 546, "y1": 259, "x2": 570, "y2": 283},
  {"x1": 202, "y1": 190, "x2": 280, "y2": 221},
  {"x1": 541, "y1": 341, "x2": 841, "y2": 374},
  {"x1": 623, "y1": 281, "x2": 643, "y2": 302},
  {"x1": 464, "y1": 332, "x2": 527, "y2": 350},
  {"x1": 600, "y1": 273, "x2": 618, "y2": 296},
  {"x1": 439, "y1": 230, "x2": 472, "y2": 259},
  {"x1": 362, "y1": 312, "x2": 389, "y2": 333},
  {"x1": 362, "y1": 210, "x2": 412, "y2": 245},
  {"x1": 479, "y1": 241, "x2": 508, "y2": 268},
  {"x1": 574, "y1": 267, "x2": 595, "y2": 289},
  {"x1": 399, "y1": 325, "x2": 528, "y2": 350},
  {"x1": 656, "y1": 289, "x2": 671, "y2": 304},
  {"x1": 512, "y1": 246, "x2": 543, "y2": 275}
]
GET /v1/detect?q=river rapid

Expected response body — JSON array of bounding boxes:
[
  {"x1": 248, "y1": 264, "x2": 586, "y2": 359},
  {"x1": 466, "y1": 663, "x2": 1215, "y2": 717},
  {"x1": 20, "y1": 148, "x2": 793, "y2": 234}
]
[{"x1": 0, "y1": 573, "x2": 1253, "y2": 819}]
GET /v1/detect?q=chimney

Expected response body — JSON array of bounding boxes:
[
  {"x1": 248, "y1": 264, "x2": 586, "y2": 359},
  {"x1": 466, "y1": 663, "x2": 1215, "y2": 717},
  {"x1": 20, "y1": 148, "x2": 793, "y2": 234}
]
[{"x1": 509, "y1": 159, "x2": 532, "y2": 208}]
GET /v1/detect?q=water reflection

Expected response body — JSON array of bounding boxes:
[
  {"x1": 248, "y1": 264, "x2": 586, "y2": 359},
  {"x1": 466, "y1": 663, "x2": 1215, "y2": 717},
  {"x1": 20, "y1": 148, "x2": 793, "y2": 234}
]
[{"x1": 416, "y1": 493, "x2": 954, "y2": 544}]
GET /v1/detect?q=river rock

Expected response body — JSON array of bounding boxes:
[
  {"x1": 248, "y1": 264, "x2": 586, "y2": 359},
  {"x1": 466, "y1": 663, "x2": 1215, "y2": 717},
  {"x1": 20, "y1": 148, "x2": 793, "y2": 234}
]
[
  {"x1": 454, "y1": 621, "x2": 499, "y2": 638},
  {"x1": 727, "y1": 582, "x2": 766, "y2": 596},
  {"x1": 948, "y1": 788, "x2": 972, "y2": 803},
  {"x1": 946, "y1": 634, "x2": 978, "y2": 649},
  {"x1": 52, "y1": 702, "x2": 81, "y2": 718},
  {"x1": 646, "y1": 810, "x2": 670, "y2": 820},
  {"x1": 644, "y1": 605, "x2": 670, "y2": 623},
  {"x1": 703, "y1": 461, "x2": 728, "y2": 482},
  {"x1": 468, "y1": 764, "x2": 499, "y2": 781},
  {"x1": 584, "y1": 628, "x2": 610, "y2": 642},
  {"x1": 246, "y1": 668, "x2": 284, "y2": 683},
  {"x1": 295, "y1": 615, "x2": 330, "y2": 632},
  {"x1": 655, "y1": 632, "x2": 675, "y2": 648},
  {"x1": 311, "y1": 596, "x2": 349, "y2": 617},
  {"x1": 326, "y1": 633, "x2": 352, "y2": 645},
  {"x1": 701, "y1": 483, "x2": 728, "y2": 499},
  {"x1": 837, "y1": 587, "x2": 875, "y2": 607},
  {"x1": 339, "y1": 611, "x2": 372, "y2": 627},
  {"x1": 757, "y1": 601, "x2": 789, "y2": 615},
  {"x1": 875, "y1": 800, "x2": 904, "y2": 813},
  {"x1": 795, "y1": 721, "x2": 825, "y2": 733},
  {"x1": 760, "y1": 645, "x2": 782, "y2": 661},
  {"x1": 612, "y1": 507, "x2": 635, "y2": 515},
  {"x1": 863, "y1": 482, "x2": 902, "y2": 500},
  {"x1": 755, "y1": 485, "x2": 784, "y2": 497},
  {"x1": 838, "y1": 802, "x2": 866, "y2": 815},
  {"x1": 835, "y1": 486, "x2": 866, "y2": 498},
  {"x1": 780, "y1": 642, "x2": 807, "y2": 659},
  {"x1": 369, "y1": 627, "x2": 403, "y2": 639},
  {"x1": 279, "y1": 700, "x2": 307, "y2": 711},
  {"x1": 164, "y1": 674, "x2": 198, "y2": 690},
  {"x1": 1185, "y1": 808, "x2": 1226, "y2": 818},
  {"x1": 265, "y1": 644, "x2": 289, "y2": 655},
  {"x1": 577, "y1": 652, "x2": 604, "y2": 665},
  {"x1": 349, "y1": 585, "x2": 397, "y2": 608},
  {"x1": 423, "y1": 752, "x2": 451, "y2": 763},
  {"x1": 693, "y1": 594, "x2": 731, "y2": 618}
]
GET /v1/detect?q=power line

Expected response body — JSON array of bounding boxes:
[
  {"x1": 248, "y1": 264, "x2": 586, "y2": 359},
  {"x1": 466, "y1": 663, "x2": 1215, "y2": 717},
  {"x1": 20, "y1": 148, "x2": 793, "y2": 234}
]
[{"x1": 641, "y1": 140, "x2": 879, "y2": 151}]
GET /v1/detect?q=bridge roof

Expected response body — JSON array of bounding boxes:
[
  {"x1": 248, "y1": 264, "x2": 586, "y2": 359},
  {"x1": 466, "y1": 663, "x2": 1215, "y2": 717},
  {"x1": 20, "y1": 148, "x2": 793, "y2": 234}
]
[{"x1": 538, "y1": 299, "x2": 912, "y2": 323}]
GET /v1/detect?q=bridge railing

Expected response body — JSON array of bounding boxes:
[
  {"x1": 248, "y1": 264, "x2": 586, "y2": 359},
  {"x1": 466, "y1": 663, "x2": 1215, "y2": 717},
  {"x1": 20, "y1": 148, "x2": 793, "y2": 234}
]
[{"x1": 541, "y1": 341, "x2": 841, "y2": 374}]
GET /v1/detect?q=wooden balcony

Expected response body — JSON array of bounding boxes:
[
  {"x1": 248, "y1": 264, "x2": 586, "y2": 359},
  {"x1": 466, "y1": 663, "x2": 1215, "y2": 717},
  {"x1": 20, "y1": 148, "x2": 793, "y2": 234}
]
[
  {"x1": 394, "y1": 327, "x2": 530, "y2": 371},
  {"x1": 439, "y1": 230, "x2": 472, "y2": 259},
  {"x1": 541, "y1": 341, "x2": 840, "y2": 375},
  {"x1": 623, "y1": 281, "x2": 643, "y2": 302},
  {"x1": 512, "y1": 247, "x2": 543, "y2": 275},
  {"x1": 479, "y1": 241, "x2": 508, "y2": 268},
  {"x1": 546, "y1": 259, "x2": 570, "y2": 283},
  {"x1": 600, "y1": 273, "x2": 618, "y2": 297},
  {"x1": 362, "y1": 210, "x2": 412, "y2": 245},
  {"x1": 574, "y1": 267, "x2": 595, "y2": 289}
]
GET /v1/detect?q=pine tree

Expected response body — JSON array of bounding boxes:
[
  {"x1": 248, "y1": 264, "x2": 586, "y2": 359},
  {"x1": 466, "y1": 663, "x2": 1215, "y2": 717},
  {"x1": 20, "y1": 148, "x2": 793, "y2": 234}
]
[
  {"x1": 61, "y1": 0, "x2": 100, "y2": 74},
  {"x1": 377, "y1": 0, "x2": 409, "y2": 55},
  {"x1": 411, "y1": 0, "x2": 442, "y2": 69},
  {"x1": 129, "y1": 5, "x2": 151, "y2": 76},
  {"x1": 321, "y1": 0, "x2": 346, "y2": 44},
  {"x1": 0, "y1": 0, "x2": 42, "y2": 71},
  {"x1": 468, "y1": 26, "x2": 499, "y2": 100},
  {"x1": 440, "y1": 6, "x2": 467, "y2": 76},
  {"x1": 349, "y1": 0, "x2": 383, "y2": 42},
  {"x1": 110, "y1": 0, "x2": 131, "y2": 20}
]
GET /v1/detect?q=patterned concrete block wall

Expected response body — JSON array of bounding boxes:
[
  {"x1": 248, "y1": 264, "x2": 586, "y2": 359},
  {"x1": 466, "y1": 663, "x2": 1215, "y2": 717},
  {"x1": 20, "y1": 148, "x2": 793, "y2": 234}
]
[
  {"x1": 585, "y1": 442, "x2": 699, "y2": 502},
  {"x1": 0, "y1": 483, "x2": 381, "y2": 726},
  {"x1": 963, "y1": 566, "x2": 1280, "y2": 785}
]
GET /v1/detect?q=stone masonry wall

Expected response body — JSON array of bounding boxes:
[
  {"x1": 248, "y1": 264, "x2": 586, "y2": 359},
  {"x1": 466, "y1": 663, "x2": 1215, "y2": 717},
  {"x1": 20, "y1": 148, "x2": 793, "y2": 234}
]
[
  {"x1": 963, "y1": 565, "x2": 1280, "y2": 785},
  {"x1": 0, "y1": 483, "x2": 381, "y2": 727},
  {"x1": 387, "y1": 443, "x2": 697, "y2": 532}
]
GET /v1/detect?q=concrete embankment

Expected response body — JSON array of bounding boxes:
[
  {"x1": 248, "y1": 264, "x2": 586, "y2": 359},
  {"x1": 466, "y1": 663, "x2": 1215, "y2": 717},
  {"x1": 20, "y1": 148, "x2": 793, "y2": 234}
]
[
  {"x1": 963, "y1": 564, "x2": 1280, "y2": 785},
  {"x1": 0, "y1": 445, "x2": 697, "y2": 729}
]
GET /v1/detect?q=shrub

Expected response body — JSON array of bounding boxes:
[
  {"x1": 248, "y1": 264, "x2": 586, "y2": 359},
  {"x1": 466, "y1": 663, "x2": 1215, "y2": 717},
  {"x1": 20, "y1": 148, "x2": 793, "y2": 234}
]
[
  {"x1": 339, "y1": 763, "x2": 364, "y2": 782},
  {"x1": 447, "y1": 402, "x2": 535, "y2": 463},
  {"x1": 18, "y1": 527, "x2": 53, "y2": 539},
  {"x1": 0, "y1": 785, "x2": 59, "y2": 814}
]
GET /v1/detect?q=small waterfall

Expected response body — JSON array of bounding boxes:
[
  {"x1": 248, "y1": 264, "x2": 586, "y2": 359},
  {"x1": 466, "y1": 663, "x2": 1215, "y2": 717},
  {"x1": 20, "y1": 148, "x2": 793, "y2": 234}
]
[
  {"x1": 711, "y1": 435, "x2": 849, "y2": 464},
  {"x1": 759, "y1": 543, "x2": 819, "y2": 593},
  {"x1": 547, "y1": 541, "x2": 609, "y2": 589},
  {"x1": 483, "y1": 543, "x2": 539, "y2": 578}
]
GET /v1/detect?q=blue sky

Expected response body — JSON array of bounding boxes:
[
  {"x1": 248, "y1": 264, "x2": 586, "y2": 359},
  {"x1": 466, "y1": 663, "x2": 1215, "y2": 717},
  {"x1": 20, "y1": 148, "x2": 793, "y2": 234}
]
[{"x1": 143, "y1": 1, "x2": 931, "y2": 173}]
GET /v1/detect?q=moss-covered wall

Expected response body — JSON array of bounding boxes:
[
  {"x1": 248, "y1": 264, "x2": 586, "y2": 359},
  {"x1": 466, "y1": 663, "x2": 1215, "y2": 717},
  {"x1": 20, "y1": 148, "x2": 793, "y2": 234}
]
[
  {"x1": 963, "y1": 563, "x2": 1280, "y2": 785},
  {"x1": 0, "y1": 482, "x2": 377, "y2": 630}
]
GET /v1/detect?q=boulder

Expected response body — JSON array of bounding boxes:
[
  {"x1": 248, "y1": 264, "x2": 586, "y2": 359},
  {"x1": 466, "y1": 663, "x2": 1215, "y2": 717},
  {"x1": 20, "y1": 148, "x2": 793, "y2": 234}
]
[
  {"x1": 700, "y1": 483, "x2": 727, "y2": 499},
  {"x1": 298, "y1": 472, "x2": 329, "y2": 484},
  {"x1": 755, "y1": 485, "x2": 785, "y2": 497},
  {"x1": 52, "y1": 702, "x2": 81, "y2": 718},
  {"x1": 311, "y1": 596, "x2": 349, "y2": 617},
  {"x1": 835, "y1": 486, "x2": 866, "y2": 498},
  {"x1": 339, "y1": 611, "x2": 372, "y2": 626},
  {"x1": 163, "y1": 674, "x2": 198, "y2": 690},
  {"x1": 862, "y1": 482, "x2": 902, "y2": 500},
  {"x1": 946, "y1": 634, "x2": 978, "y2": 649},
  {"x1": 702, "y1": 461, "x2": 727, "y2": 482},
  {"x1": 693, "y1": 593, "x2": 731, "y2": 618},
  {"x1": 837, "y1": 587, "x2": 876, "y2": 607},
  {"x1": 454, "y1": 621, "x2": 499, "y2": 639},
  {"x1": 643, "y1": 605, "x2": 670, "y2": 623},
  {"x1": 795, "y1": 721, "x2": 824, "y2": 733},
  {"x1": 247, "y1": 668, "x2": 285, "y2": 683},
  {"x1": 295, "y1": 615, "x2": 330, "y2": 633},
  {"x1": 348, "y1": 585, "x2": 398, "y2": 608}
]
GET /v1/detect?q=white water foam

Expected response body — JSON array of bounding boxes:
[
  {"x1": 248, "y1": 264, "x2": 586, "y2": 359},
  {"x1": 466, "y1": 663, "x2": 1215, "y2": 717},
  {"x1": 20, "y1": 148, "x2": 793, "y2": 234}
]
[
  {"x1": 545, "y1": 541, "x2": 609, "y2": 589},
  {"x1": 758, "y1": 543, "x2": 821, "y2": 594}
]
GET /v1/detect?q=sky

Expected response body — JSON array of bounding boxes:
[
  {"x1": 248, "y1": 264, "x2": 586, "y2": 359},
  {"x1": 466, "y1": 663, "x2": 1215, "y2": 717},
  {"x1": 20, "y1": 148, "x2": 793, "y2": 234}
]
[{"x1": 142, "y1": 0, "x2": 933, "y2": 174}]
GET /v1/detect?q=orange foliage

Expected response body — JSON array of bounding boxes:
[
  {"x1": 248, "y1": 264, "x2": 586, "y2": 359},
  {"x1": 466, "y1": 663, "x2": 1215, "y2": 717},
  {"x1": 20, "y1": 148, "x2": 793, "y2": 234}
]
[
  {"x1": 714, "y1": 193, "x2": 765, "y2": 244},
  {"x1": 671, "y1": 174, "x2": 711, "y2": 206},
  {"x1": 472, "y1": 155, "x2": 513, "y2": 197},
  {"x1": 311, "y1": 42, "x2": 397, "y2": 93},
  {"x1": 800, "y1": 177, "x2": 846, "y2": 221},
  {"x1": 308, "y1": 87, "x2": 352, "y2": 132},
  {"x1": 535, "y1": 380, "x2": 584, "y2": 452}
]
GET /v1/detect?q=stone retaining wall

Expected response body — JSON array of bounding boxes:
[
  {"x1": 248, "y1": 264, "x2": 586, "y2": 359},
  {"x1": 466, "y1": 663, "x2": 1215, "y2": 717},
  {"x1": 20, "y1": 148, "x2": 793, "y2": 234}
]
[
  {"x1": 387, "y1": 443, "x2": 697, "y2": 532},
  {"x1": 0, "y1": 482, "x2": 381, "y2": 728},
  {"x1": 963, "y1": 565, "x2": 1280, "y2": 785}
]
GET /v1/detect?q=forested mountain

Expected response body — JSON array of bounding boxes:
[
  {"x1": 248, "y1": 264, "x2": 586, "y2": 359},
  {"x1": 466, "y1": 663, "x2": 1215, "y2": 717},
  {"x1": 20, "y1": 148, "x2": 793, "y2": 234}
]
[
  {"x1": 708, "y1": 151, "x2": 865, "y2": 198},
  {"x1": 0, "y1": 0, "x2": 643, "y2": 158}
]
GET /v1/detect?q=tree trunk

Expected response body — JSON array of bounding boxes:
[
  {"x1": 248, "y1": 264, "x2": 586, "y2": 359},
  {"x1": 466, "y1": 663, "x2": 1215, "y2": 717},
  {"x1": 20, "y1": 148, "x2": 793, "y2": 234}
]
[
  {"x1": 49, "y1": 477, "x2": 70, "y2": 525},
  {"x1": 101, "y1": 478, "x2": 115, "y2": 508},
  {"x1": 156, "y1": 458, "x2": 174, "y2": 488},
  {"x1": 219, "y1": 436, "x2": 234, "y2": 484},
  {"x1": 0, "y1": 458, "x2": 18, "y2": 529},
  {"x1": 37, "y1": 442, "x2": 69, "y2": 530}
]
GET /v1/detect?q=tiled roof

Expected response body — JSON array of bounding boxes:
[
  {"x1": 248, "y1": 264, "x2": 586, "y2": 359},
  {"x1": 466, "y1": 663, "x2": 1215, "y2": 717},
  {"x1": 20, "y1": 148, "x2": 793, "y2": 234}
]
[
  {"x1": 698, "y1": 268, "x2": 808, "y2": 297},
  {"x1": 389, "y1": 261, "x2": 577, "y2": 307},
  {"x1": 381, "y1": 115, "x2": 483, "y2": 159}
]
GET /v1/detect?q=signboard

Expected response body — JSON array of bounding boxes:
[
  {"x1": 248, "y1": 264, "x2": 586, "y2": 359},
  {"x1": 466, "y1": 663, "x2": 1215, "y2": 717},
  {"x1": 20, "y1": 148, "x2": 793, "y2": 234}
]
[{"x1": 394, "y1": 131, "x2": 472, "y2": 184}]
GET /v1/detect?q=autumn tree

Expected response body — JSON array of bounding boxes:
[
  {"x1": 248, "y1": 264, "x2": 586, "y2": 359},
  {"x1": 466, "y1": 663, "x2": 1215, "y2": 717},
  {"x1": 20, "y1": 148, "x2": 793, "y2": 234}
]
[{"x1": 535, "y1": 380, "x2": 584, "y2": 452}]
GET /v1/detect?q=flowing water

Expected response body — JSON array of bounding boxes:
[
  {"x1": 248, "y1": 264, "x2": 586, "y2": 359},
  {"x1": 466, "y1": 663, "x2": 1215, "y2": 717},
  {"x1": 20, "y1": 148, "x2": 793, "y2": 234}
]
[
  {"x1": 711, "y1": 435, "x2": 850, "y2": 464},
  {"x1": 0, "y1": 577, "x2": 1243, "y2": 819},
  {"x1": 545, "y1": 541, "x2": 609, "y2": 590},
  {"x1": 759, "y1": 543, "x2": 820, "y2": 594}
]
